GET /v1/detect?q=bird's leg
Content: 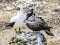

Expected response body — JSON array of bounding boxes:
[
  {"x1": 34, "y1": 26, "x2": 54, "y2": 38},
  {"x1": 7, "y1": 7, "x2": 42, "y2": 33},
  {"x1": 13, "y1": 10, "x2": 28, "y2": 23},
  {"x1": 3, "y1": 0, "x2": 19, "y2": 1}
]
[
  {"x1": 15, "y1": 28, "x2": 22, "y2": 34},
  {"x1": 15, "y1": 28, "x2": 18, "y2": 34},
  {"x1": 19, "y1": 28, "x2": 22, "y2": 34},
  {"x1": 19, "y1": 28, "x2": 21, "y2": 30}
]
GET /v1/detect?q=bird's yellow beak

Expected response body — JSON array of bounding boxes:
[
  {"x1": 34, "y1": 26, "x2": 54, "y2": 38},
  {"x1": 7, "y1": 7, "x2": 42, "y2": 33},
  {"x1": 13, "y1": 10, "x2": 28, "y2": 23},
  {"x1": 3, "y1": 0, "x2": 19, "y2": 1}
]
[{"x1": 12, "y1": 7, "x2": 20, "y2": 10}]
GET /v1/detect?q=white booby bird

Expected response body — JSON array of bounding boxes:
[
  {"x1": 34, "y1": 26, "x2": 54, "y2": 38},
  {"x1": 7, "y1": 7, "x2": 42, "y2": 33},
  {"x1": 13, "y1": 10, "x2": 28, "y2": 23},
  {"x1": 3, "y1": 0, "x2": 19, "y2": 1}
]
[
  {"x1": 5, "y1": 6, "x2": 26, "y2": 32},
  {"x1": 26, "y1": 8, "x2": 54, "y2": 36},
  {"x1": 13, "y1": 6, "x2": 26, "y2": 30}
]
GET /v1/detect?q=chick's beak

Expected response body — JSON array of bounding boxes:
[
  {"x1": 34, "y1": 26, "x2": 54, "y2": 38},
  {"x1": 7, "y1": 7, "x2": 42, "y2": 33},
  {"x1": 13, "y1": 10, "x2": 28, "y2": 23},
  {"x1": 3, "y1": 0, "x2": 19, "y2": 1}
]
[{"x1": 12, "y1": 7, "x2": 20, "y2": 10}]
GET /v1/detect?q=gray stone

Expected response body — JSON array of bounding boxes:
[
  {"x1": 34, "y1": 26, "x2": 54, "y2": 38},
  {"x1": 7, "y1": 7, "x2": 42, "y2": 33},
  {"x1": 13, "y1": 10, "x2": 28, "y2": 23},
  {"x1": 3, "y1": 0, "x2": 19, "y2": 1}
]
[{"x1": 10, "y1": 32, "x2": 47, "y2": 45}]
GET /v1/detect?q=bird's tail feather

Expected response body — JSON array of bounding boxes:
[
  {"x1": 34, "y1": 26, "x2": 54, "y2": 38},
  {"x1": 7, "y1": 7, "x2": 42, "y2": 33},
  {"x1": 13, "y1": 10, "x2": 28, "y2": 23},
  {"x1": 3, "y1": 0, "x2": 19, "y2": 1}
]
[
  {"x1": 6, "y1": 22, "x2": 15, "y2": 27},
  {"x1": 2, "y1": 22, "x2": 15, "y2": 30},
  {"x1": 48, "y1": 27, "x2": 53, "y2": 29},
  {"x1": 45, "y1": 29, "x2": 54, "y2": 36}
]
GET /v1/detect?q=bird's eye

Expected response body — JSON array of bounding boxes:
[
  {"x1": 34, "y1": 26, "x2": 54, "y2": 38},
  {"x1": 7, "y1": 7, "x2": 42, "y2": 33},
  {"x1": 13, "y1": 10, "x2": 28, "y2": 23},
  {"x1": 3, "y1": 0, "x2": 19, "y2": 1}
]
[{"x1": 17, "y1": 7, "x2": 20, "y2": 10}]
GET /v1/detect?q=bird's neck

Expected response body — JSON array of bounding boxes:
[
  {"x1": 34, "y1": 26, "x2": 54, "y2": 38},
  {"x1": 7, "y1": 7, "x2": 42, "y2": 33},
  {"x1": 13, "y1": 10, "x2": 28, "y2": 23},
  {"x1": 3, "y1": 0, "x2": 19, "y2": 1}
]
[
  {"x1": 18, "y1": 8, "x2": 23, "y2": 13},
  {"x1": 17, "y1": 8, "x2": 26, "y2": 21},
  {"x1": 17, "y1": 8, "x2": 24, "y2": 16}
]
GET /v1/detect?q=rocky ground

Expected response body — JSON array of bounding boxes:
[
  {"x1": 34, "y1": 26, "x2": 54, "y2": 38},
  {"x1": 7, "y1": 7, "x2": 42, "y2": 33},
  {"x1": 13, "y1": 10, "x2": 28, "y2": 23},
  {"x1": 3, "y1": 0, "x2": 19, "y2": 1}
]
[{"x1": 0, "y1": 0, "x2": 60, "y2": 45}]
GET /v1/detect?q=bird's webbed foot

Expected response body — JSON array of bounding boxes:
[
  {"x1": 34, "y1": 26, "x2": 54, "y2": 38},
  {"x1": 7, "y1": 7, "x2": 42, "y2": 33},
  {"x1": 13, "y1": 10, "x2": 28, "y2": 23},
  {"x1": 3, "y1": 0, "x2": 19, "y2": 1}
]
[{"x1": 15, "y1": 28, "x2": 22, "y2": 34}]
